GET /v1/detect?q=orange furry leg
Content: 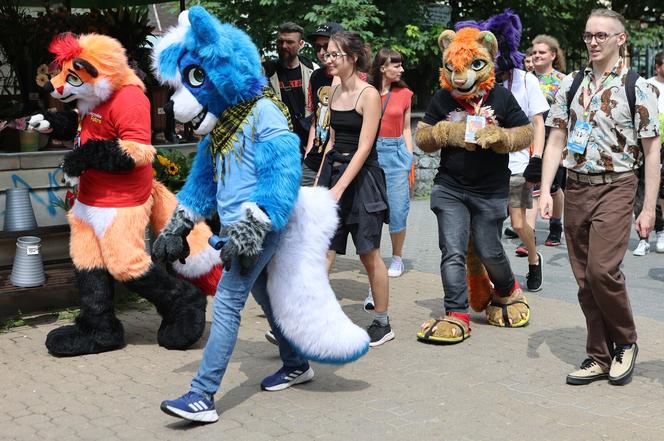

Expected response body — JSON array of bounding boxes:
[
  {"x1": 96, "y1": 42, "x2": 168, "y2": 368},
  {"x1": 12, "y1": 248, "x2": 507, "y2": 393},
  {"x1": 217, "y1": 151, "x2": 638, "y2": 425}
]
[
  {"x1": 68, "y1": 212, "x2": 104, "y2": 270},
  {"x1": 467, "y1": 235, "x2": 492, "y2": 312},
  {"x1": 99, "y1": 201, "x2": 152, "y2": 281}
]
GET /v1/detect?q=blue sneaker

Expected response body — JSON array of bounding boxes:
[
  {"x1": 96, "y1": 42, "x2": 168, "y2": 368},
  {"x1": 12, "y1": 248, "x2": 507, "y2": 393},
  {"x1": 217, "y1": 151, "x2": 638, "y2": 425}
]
[
  {"x1": 260, "y1": 364, "x2": 314, "y2": 391},
  {"x1": 160, "y1": 391, "x2": 219, "y2": 423}
]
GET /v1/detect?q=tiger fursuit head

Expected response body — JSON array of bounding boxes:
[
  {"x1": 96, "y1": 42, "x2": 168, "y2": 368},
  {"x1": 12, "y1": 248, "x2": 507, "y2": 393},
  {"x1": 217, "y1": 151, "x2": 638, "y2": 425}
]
[
  {"x1": 150, "y1": 6, "x2": 369, "y2": 363},
  {"x1": 415, "y1": 26, "x2": 533, "y2": 340},
  {"x1": 28, "y1": 32, "x2": 221, "y2": 357}
]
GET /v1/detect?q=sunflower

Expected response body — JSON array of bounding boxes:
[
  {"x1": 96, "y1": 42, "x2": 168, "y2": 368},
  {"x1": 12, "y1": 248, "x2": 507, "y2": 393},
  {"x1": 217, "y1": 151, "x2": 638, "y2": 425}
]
[
  {"x1": 37, "y1": 64, "x2": 49, "y2": 75},
  {"x1": 156, "y1": 154, "x2": 171, "y2": 167},
  {"x1": 167, "y1": 163, "x2": 179, "y2": 175}
]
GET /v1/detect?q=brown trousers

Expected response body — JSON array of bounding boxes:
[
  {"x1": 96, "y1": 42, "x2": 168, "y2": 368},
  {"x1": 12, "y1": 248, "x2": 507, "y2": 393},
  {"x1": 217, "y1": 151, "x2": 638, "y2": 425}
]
[{"x1": 564, "y1": 174, "x2": 638, "y2": 370}]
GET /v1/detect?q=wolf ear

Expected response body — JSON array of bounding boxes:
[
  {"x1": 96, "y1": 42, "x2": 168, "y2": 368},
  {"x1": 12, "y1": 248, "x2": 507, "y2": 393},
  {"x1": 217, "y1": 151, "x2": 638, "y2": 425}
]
[
  {"x1": 477, "y1": 31, "x2": 498, "y2": 59},
  {"x1": 187, "y1": 6, "x2": 220, "y2": 46}
]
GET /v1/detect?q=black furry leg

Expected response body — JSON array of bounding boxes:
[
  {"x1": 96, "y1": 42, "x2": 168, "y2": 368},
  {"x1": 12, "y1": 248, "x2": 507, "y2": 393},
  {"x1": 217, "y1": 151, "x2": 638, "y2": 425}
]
[
  {"x1": 46, "y1": 269, "x2": 125, "y2": 356},
  {"x1": 124, "y1": 264, "x2": 206, "y2": 350}
]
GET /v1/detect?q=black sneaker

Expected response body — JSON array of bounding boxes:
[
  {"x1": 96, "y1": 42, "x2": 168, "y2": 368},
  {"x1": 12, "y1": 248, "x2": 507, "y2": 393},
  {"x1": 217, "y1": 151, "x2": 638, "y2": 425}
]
[
  {"x1": 367, "y1": 320, "x2": 395, "y2": 347},
  {"x1": 526, "y1": 252, "x2": 543, "y2": 292},
  {"x1": 504, "y1": 226, "x2": 518, "y2": 239},
  {"x1": 545, "y1": 224, "x2": 562, "y2": 246}
]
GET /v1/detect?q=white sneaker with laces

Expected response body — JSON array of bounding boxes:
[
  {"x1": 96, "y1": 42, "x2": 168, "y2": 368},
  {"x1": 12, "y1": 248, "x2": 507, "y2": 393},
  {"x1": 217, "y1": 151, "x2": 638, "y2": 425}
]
[
  {"x1": 656, "y1": 231, "x2": 664, "y2": 253},
  {"x1": 387, "y1": 256, "x2": 404, "y2": 278},
  {"x1": 633, "y1": 239, "x2": 650, "y2": 256}
]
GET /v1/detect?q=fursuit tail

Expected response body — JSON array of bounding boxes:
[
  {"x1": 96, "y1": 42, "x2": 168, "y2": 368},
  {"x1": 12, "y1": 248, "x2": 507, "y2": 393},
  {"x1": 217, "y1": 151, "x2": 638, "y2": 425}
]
[{"x1": 267, "y1": 187, "x2": 370, "y2": 363}]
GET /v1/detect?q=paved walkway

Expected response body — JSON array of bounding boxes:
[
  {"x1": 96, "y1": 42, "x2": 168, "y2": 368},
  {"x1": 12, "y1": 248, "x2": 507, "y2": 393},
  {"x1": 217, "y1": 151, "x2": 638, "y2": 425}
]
[{"x1": 2, "y1": 199, "x2": 664, "y2": 440}]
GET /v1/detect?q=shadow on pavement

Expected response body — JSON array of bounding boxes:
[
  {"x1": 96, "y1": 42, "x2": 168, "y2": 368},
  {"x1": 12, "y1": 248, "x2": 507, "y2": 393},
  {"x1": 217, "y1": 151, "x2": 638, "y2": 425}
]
[{"x1": 527, "y1": 326, "x2": 586, "y2": 366}]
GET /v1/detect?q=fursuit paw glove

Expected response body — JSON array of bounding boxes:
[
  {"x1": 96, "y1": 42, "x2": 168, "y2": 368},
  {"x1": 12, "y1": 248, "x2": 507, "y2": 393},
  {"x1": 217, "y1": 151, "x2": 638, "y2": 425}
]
[
  {"x1": 523, "y1": 156, "x2": 542, "y2": 183},
  {"x1": 152, "y1": 206, "x2": 196, "y2": 264},
  {"x1": 61, "y1": 147, "x2": 87, "y2": 184},
  {"x1": 475, "y1": 125, "x2": 509, "y2": 152},
  {"x1": 28, "y1": 110, "x2": 78, "y2": 140},
  {"x1": 416, "y1": 121, "x2": 474, "y2": 152},
  {"x1": 220, "y1": 203, "x2": 271, "y2": 276}
]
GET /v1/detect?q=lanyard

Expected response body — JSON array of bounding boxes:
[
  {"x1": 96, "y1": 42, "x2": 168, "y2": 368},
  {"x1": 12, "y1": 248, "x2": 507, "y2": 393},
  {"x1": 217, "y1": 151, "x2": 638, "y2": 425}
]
[
  {"x1": 581, "y1": 72, "x2": 614, "y2": 118},
  {"x1": 454, "y1": 94, "x2": 487, "y2": 116}
]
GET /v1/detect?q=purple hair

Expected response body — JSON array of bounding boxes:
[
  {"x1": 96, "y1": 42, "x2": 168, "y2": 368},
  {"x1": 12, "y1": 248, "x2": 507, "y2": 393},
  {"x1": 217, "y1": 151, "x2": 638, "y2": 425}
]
[{"x1": 454, "y1": 9, "x2": 524, "y2": 71}]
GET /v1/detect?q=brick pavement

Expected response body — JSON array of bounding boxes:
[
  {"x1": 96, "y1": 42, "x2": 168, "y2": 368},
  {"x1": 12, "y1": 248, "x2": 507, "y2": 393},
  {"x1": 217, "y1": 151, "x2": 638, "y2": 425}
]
[{"x1": 2, "y1": 200, "x2": 664, "y2": 441}]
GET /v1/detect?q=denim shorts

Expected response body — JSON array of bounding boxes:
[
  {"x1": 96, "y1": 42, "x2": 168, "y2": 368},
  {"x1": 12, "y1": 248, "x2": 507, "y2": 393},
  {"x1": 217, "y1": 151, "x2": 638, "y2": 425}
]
[{"x1": 376, "y1": 136, "x2": 413, "y2": 233}]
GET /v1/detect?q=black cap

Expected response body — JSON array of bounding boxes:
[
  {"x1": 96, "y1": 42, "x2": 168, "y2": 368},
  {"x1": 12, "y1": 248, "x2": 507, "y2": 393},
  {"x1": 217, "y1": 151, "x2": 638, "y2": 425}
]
[{"x1": 307, "y1": 22, "x2": 344, "y2": 41}]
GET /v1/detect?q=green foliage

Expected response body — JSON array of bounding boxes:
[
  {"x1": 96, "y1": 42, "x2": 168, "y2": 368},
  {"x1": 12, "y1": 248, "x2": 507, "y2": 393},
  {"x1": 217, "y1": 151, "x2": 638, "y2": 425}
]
[{"x1": 153, "y1": 148, "x2": 194, "y2": 194}]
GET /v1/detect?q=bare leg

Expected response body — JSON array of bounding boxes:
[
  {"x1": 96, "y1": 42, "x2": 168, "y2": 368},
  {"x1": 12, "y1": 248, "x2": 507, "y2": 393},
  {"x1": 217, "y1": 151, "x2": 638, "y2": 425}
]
[
  {"x1": 326, "y1": 250, "x2": 337, "y2": 274},
  {"x1": 390, "y1": 229, "x2": 407, "y2": 257},
  {"x1": 360, "y1": 249, "x2": 389, "y2": 313},
  {"x1": 510, "y1": 207, "x2": 538, "y2": 265}
]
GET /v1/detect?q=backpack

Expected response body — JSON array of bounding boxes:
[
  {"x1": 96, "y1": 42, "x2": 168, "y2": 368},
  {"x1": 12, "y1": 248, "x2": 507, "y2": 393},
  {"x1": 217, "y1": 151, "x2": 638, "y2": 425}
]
[{"x1": 566, "y1": 68, "x2": 639, "y2": 125}]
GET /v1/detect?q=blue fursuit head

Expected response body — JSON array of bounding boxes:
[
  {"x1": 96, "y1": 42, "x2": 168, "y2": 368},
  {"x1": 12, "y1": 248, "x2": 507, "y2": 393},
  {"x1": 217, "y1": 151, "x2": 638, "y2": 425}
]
[{"x1": 152, "y1": 6, "x2": 369, "y2": 363}]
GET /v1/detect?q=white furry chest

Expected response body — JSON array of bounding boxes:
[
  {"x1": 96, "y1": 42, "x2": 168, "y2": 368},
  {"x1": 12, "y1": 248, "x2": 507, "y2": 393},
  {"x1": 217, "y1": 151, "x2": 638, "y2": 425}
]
[{"x1": 71, "y1": 201, "x2": 117, "y2": 238}]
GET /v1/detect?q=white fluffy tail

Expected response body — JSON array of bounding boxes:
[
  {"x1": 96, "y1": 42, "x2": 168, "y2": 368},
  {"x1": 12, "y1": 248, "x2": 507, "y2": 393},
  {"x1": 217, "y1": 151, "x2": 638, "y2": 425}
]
[{"x1": 267, "y1": 187, "x2": 370, "y2": 363}]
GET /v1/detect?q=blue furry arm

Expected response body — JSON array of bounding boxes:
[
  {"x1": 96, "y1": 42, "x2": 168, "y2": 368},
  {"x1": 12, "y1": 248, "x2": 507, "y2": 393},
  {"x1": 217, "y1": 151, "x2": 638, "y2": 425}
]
[
  {"x1": 251, "y1": 132, "x2": 302, "y2": 231},
  {"x1": 176, "y1": 137, "x2": 217, "y2": 219}
]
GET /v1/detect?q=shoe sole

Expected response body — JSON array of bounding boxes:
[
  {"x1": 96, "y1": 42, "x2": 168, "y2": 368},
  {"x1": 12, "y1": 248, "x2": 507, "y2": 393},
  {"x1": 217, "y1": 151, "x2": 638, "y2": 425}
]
[
  {"x1": 544, "y1": 241, "x2": 561, "y2": 246},
  {"x1": 388, "y1": 271, "x2": 403, "y2": 278},
  {"x1": 609, "y1": 344, "x2": 638, "y2": 386},
  {"x1": 369, "y1": 330, "x2": 395, "y2": 347},
  {"x1": 264, "y1": 331, "x2": 278, "y2": 346},
  {"x1": 566, "y1": 373, "x2": 608, "y2": 385},
  {"x1": 261, "y1": 367, "x2": 314, "y2": 392},
  {"x1": 527, "y1": 252, "x2": 544, "y2": 292},
  {"x1": 161, "y1": 403, "x2": 219, "y2": 423}
]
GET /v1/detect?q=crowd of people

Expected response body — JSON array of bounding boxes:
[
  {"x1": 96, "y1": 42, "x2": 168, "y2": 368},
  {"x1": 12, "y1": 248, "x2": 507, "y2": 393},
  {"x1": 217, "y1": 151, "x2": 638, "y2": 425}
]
[{"x1": 160, "y1": 7, "x2": 662, "y2": 424}]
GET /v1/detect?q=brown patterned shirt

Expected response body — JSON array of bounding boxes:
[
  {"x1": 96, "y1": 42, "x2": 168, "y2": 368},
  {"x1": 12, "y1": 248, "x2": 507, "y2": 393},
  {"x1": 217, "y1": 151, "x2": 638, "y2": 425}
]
[{"x1": 545, "y1": 58, "x2": 660, "y2": 174}]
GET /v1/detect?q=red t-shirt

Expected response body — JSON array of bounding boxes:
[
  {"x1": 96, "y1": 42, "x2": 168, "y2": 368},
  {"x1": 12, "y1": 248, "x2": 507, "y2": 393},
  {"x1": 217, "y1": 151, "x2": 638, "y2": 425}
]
[
  {"x1": 77, "y1": 85, "x2": 154, "y2": 208},
  {"x1": 378, "y1": 87, "x2": 413, "y2": 138}
]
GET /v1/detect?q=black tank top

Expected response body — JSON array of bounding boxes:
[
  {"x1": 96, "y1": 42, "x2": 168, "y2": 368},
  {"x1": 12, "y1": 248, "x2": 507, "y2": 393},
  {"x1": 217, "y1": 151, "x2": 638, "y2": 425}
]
[{"x1": 329, "y1": 86, "x2": 378, "y2": 159}]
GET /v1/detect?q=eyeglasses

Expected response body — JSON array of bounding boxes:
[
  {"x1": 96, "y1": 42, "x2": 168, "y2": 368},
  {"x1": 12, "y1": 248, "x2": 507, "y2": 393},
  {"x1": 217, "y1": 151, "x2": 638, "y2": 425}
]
[
  {"x1": 582, "y1": 32, "x2": 622, "y2": 44},
  {"x1": 314, "y1": 43, "x2": 328, "y2": 53},
  {"x1": 322, "y1": 51, "x2": 347, "y2": 62}
]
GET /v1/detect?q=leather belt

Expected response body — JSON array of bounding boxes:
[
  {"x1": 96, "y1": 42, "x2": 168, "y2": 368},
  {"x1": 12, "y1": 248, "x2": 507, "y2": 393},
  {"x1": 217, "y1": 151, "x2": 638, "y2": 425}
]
[{"x1": 567, "y1": 169, "x2": 635, "y2": 185}]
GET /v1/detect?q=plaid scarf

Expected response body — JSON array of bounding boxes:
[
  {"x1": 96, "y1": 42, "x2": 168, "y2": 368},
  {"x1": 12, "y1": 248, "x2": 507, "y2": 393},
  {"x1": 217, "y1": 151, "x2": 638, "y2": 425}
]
[{"x1": 209, "y1": 87, "x2": 292, "y2": 183}]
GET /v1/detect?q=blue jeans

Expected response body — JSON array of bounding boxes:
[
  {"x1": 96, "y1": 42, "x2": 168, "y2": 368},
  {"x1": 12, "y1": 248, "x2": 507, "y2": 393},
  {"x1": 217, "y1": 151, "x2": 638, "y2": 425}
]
[
  {"x1": 376, "y1": 136, "x2": 412, "y2": 233},
  {"x1": 429, "y1": 184, "x2": 515, "y2": 313},
  {"x1": 190, "y1": 230, "x2": 305, "y2": 398}
]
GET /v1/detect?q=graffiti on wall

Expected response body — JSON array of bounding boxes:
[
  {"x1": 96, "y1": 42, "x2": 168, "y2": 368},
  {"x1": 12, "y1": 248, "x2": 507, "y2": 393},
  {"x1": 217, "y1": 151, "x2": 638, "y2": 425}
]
[{"x1": 4, "y1": 166, "x2": 66, "y2": 218}]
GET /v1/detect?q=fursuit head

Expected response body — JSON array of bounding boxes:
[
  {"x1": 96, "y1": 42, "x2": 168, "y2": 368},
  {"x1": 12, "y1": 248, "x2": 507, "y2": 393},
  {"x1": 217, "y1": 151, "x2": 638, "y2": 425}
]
[{"x1": 152, "y1": 6, "x2": 369, "y2": 363}]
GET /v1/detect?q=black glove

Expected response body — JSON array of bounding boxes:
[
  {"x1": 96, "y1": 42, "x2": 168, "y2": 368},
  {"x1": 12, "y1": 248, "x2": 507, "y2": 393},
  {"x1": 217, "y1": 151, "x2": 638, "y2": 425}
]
[
  {"x1": 61, "y1": 147, "x2": 87, "y2": 178},
  {"x1": 523, "y1": 156, "x2": 542, "y2": 183},
  {"x1": 152, "y1": 206, "x2": 195, "y2": 264},
  {"x1": 219, "y1": 205, "x2": 271, "y2": 276}
]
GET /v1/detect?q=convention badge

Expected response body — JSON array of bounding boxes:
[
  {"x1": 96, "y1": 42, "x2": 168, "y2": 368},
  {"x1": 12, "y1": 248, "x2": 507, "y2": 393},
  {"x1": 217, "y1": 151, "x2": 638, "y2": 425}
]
[
  {"x1": 566, "y1": 120, "x2": 592, "y2": 154},
  {"x1": 464, "y1": 115, "x2": 486, "y2": 144}
]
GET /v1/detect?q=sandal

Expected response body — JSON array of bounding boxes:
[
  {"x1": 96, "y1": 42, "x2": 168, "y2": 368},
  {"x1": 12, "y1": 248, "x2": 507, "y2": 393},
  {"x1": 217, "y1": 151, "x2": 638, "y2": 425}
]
[
  {"x1": 416, "y1": 315, "x2": 470, "y2": 344},
  {"x1": 486, "y1": 289, "x2": 530, "y2": 328}
]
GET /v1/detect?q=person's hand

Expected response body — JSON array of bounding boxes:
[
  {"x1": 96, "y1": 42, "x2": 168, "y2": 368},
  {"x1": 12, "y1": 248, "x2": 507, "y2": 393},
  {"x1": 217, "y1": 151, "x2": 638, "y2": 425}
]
[
  {"x1": 330, "y1": 184, "x2": 345, "y2": 202},
  {"x1": 539, "y1": 193, "x2": 553, "y2": 219},
  {"x1": 635, "y1": 208, "x2": 655, "y2": 239}
]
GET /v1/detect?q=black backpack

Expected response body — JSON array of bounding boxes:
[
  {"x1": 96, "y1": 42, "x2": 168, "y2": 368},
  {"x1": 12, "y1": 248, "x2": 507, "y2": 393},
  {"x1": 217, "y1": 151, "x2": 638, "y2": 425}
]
[{"x1": 566, "y1": 68, "x2": 639, "y2": 125}]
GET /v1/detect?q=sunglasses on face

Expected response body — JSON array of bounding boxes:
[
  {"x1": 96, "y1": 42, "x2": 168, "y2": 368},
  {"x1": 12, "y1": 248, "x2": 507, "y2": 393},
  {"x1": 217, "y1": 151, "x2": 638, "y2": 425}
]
[
  {"x1": 314, "y1": 43, "x2": 328, "y2": 53},
  {"x1": 582, "y1": 32, "x2": 621, "y2": 44}
]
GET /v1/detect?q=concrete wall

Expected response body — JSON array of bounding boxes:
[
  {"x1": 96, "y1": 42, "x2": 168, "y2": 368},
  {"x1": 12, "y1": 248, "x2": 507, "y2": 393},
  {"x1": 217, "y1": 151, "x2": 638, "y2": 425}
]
[{"x1": 0, "y1": 144, "x2": 197, "y2": 267}]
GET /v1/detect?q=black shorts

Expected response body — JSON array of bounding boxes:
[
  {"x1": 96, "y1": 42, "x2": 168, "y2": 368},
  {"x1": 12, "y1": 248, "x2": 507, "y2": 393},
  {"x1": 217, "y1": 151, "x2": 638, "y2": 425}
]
[
  {"x1": 330, "y1": 206, "x2": 385, "y2": 255},
  {"x1": 533, "y1": 167, "x2": 566, "y2": 196}
]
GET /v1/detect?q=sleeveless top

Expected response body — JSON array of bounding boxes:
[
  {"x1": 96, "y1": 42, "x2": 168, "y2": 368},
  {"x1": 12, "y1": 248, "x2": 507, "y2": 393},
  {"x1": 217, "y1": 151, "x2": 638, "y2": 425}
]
[{"x1": 329, "y1": 86, "x2": 378, "y2": 161}]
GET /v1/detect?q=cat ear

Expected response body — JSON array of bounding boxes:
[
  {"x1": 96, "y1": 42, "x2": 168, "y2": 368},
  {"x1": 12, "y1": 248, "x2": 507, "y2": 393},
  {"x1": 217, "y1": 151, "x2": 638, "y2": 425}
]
[
  {"x1": 438, "y1": 30, "x2": 456, "y2": 52},
  {"x1": 477, "y1": 31, "x2": 498, "y2": 59}
]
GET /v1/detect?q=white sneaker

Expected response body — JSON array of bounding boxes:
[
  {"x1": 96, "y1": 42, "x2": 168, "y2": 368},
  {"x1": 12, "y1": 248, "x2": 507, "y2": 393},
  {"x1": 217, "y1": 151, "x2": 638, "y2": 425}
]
[
  {"x1": 363, "y1": 288, "x2": 374, "y2": 312},
  {"x1": 656, "y1": 231, "x2": 664, "y2": 253},
  {"x1": 387, "y1": 257, "x2": 404, "y2": 278},
  {"x1": 633, "y1": 240, "x2": 650, "y2": 256}
]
